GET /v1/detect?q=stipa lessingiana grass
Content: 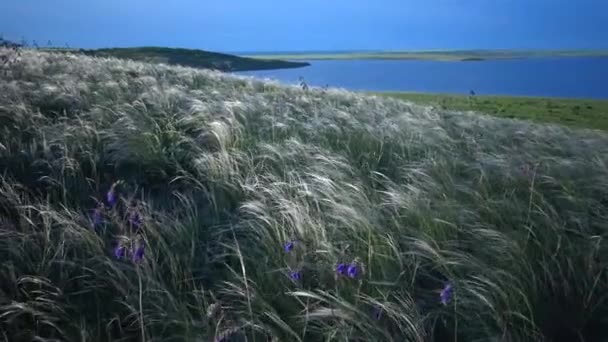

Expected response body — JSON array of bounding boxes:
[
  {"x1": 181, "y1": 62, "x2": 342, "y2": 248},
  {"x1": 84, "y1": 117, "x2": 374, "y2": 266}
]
[{"x1": 1, "y1": 47, "x2": 608, "y2": 341}]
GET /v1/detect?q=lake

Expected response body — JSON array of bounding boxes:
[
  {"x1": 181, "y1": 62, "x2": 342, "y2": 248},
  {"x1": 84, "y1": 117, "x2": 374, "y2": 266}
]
[{"x1": 236, "y1": 57, "x2": 608, "y2": 99}]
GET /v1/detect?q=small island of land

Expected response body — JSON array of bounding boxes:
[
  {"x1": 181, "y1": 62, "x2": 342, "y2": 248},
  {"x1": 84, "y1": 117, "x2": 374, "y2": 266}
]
[{"x1": 243, "y1": 49, "x2": 608, "y2": 61}]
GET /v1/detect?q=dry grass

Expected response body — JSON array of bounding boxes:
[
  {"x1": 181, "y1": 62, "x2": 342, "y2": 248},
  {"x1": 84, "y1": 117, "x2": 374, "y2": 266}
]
[{"x1": 1, "y1": 48, "x2": 608, "y2": 341}]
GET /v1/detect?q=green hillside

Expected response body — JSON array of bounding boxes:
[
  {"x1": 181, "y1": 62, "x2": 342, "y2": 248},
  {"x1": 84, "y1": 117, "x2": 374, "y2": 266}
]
[
  {"x1": 77, "y1": 46, "x2": 309, "y2": 71},
  {"x1": 2, "y1": 48, "x2": 608, "y2": 341},
  {"x1": 1, "y1": 37, "x2": 310, "y2": 71}
]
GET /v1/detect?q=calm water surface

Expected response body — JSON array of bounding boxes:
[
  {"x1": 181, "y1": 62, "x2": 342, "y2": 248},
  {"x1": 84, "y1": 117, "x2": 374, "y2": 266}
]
[{"x1": 237, "y1": 58, "x2": 608, "y2": 99}]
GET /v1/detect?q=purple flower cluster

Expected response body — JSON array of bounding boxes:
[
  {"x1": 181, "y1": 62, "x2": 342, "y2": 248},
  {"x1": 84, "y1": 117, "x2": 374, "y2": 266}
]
[
  {"x1": 440, "y1": 282, "x2": 454, "y2": 305},
  {"x1": 90, "y1": 181, "x2": 148, "y2": 264},
  {"x1": 106, "y1": 182, "x2": 119, "y2": 207},
  {"x1": 336, "y1": 263, "x2": 347, "y2": 275},
  {"x1": 284, "y1": 240, "x2": 302, "y2": 281},
  {"x1": 114, "y1": 245, "x2": 126, "y2": 259},
  {"x1": 129, "y1": 210, "x2": 143, "y2": 230},
  {"x1": 284, "y1": 241, "x2": 294, "y2": 253},
  {"x1": 336, "y1": 262, "x2": 359, "y2": 279},
  {"x1": 281, "y1": 241, "x2": 455, "y2": 308},
  {"x1": 114, "y1": 241, "x2": 145, "y2": 263},
  {"x1": 289, "y1": 271, "x2": 301, "y2": 281},
  {"x1": 90, "y1": 182, "x2": 121, "y2": 228},
  {"x1": 347, "y1": 264, "x2": 359, "y2": 278},
  {"x1": 98, "y1": 182, "x2": 144, "y2": 229}
]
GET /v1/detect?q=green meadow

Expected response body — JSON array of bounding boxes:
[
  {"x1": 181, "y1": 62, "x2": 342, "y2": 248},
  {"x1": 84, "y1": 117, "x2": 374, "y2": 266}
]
[{"x1": 378, "y1": 92, "x2": 608, "y2": 131}]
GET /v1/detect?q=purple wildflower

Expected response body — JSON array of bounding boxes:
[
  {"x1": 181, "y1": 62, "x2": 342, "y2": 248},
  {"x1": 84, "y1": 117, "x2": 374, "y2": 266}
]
[
  {"x1": 132, "y1": 243, "x2": 145, "y2": 263},
  {"x1": 440, "y1": 282, "x2": 454, "y2": 305},
  {"x1": 347, "y1": 264, "x2": 359, "y2": 279},
  {"x1": 106, "y1": 183, "x2": 118, "y2": 207},
  {"x1": 284, "y1": 241, "x2": 294, "y2": 253},
  {"x1": 289, "y1": 270, "x2": 302, "y2": 281},
  {"x1": 92, "y1": 207, "x2": 103, "y2": 228},
  {"x1": 336, "y1": 263, "x2": 347, "y2": 276},
  {"x1": 129, "y1": 211, "x2": 142, "y2": 229},
  {"x1": 114, "y1": 245, "x2": 126, "y2": 260}
]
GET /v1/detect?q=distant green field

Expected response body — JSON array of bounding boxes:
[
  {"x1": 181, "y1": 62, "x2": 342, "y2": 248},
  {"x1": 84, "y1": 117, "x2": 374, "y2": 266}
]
[
  {"x1": 47, "y1": 46, "x2": 310, "y2": 71},
  {"x1": 244, "y1": 50, "x2": 608, "y2": 61},
  {"x1": 377, "y1": 92, "x2": 608, "y2": 131}
]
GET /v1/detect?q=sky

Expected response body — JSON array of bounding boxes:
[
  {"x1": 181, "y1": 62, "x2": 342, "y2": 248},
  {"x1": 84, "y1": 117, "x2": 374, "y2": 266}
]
[{"x1": 1, "y1": 0, "x2": 606, "y2": 52}]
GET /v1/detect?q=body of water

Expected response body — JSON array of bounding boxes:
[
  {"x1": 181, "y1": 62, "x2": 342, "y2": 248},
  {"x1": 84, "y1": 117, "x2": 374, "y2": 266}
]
[{"x1": 236, "y1": 57, "x2": 608, "y2": 99}]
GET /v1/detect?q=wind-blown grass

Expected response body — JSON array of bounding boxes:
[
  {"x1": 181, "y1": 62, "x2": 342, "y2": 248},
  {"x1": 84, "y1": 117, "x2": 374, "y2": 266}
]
[{"x1": 1, "y1": 48, "x2": 608, "y2": 341}]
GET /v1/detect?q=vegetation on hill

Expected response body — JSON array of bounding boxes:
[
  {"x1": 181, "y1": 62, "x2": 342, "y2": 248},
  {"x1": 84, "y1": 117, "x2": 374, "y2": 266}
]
[
  {"x1": 2, "y1": 37, "x2": 310, "y2": 71},
  {"x1": 378, "y1": 92, "x2": 608, "y2": 131},
  {"x1": 1, "y1": 48, "x2": 608, "y2": 341},
  {"x1": 78, "y1": 47, "x2": 309, "y2": 72},
  {"x1": 244, "y1": 49, "x2": 608, "y2": 61},
  {"x1": 0, "y1": 37, "x2": 22, "y2": 49}
]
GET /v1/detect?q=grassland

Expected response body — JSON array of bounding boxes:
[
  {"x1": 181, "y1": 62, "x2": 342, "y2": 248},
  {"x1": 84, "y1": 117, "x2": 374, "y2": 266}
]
[
  {"x1": 54, "y1": 46, "x2": 310, "y2": 71},
  {"x1": 2, "y1": 48, "x2": 608, "y2": 341},
  {"x1": 244, "y1": 49, "x2": 608, "y2": 61},
  {"x1": 377, "y1": 92, "x2": 608, "y2": 131}
]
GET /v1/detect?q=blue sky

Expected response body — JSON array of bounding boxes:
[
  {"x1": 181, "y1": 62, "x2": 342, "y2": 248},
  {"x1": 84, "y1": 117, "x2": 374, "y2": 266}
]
[{"x1": 1, "y1": 0, "x2": 606, "y2": 52}]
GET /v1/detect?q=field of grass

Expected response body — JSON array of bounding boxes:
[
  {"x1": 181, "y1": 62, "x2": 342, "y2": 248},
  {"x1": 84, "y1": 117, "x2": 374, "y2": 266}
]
[
  {"x1": 2, "y1": 48, "x2": 608, "y2": 341},
  {"x1": 243, "y1": 49, "x2": 608, "y2": 61},
  {"x1": 377, "y1": 92, "x2": 608, "y2": 131},
  {"x1": 50, "y1": 46, "x2": 310, "y2": 71}
]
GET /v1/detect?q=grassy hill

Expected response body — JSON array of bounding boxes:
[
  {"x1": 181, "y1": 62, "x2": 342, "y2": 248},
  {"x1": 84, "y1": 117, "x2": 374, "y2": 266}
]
[
  {"x1": 1, "y1": 37, "x2": 310, "y2": 71},
  {"x1": 2, "y1": 48, "x2": 608, "y2": 341},
  {"x1": 65, "y1": 46, "x2": 310, "y2": 71}
]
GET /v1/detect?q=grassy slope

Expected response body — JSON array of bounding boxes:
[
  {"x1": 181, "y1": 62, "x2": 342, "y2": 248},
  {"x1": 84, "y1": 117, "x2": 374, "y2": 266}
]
[
  {"x1": 57, "y1": 46, "x2": 310, "y2": 71},
  {"x1": 377, "y1": 92, "x2": 608, "y2": 131},
  {"x1": 244, "y1": 49, "x2": 608, "y2": 61},
  {"x1": 2, "y1": 49, "x2": 608, "y2": 341}
]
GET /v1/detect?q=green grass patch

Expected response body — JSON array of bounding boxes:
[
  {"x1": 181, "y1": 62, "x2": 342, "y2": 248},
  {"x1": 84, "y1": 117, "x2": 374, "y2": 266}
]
[{"x1": 377, "y1": 92, "x2": 608, "y2": 131}]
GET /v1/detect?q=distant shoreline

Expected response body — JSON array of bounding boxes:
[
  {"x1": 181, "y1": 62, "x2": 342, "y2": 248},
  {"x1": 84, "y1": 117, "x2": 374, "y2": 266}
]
[{"x1": 242, "y1": 50, "x2": 608, "y2": 61}]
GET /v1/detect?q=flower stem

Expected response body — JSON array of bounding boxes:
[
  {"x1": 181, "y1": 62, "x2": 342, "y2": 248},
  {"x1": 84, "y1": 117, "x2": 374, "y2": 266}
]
[{"x1": 138, "y1": 267, "x2": 145, "y2": 342}]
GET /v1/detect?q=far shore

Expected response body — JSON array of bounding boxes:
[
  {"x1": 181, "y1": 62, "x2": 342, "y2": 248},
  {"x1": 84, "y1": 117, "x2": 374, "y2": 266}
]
[{"x1": 243, "y1": 50, "x2": 608, "y2": 61}]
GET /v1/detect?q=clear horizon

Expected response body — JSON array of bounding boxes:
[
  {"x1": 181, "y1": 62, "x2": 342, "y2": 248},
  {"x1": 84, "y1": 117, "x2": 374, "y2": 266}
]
[{"x1": 1, "y1": 0, "x2": 607, "y2": 52}]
